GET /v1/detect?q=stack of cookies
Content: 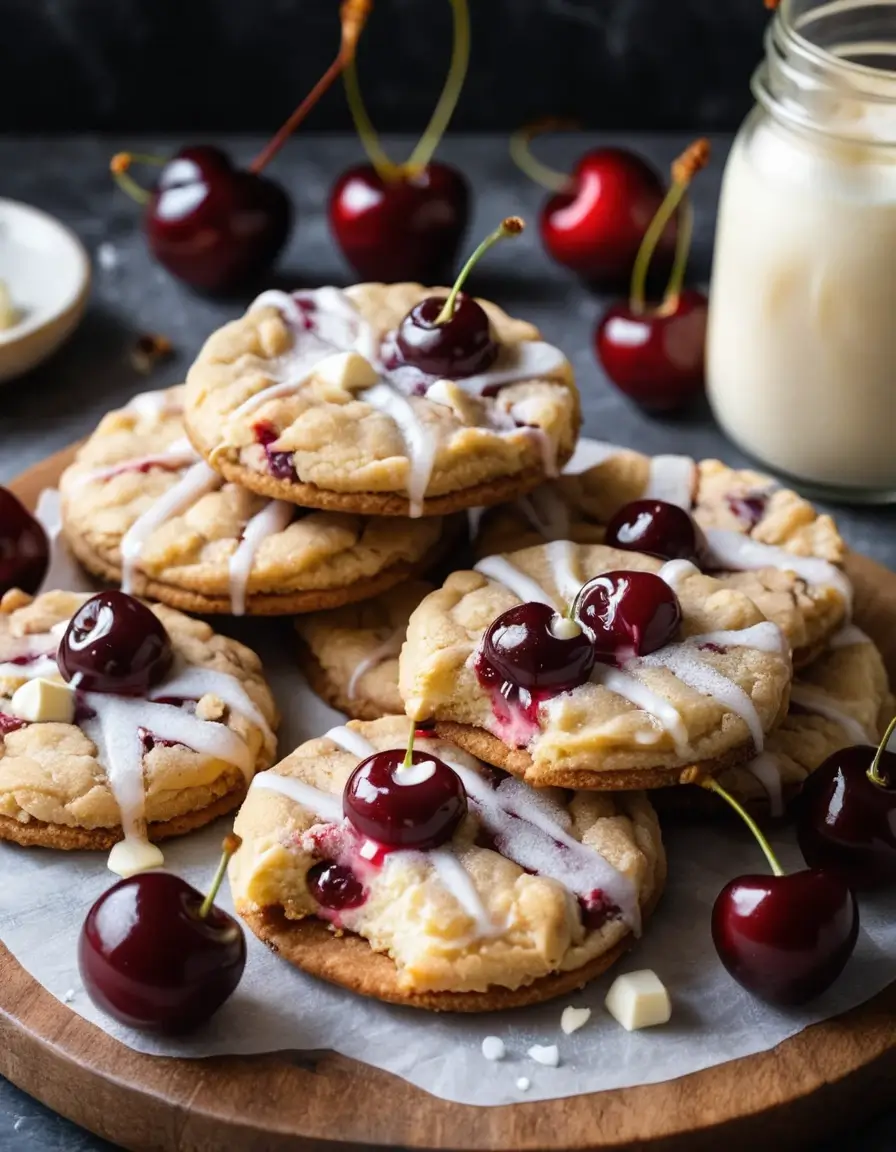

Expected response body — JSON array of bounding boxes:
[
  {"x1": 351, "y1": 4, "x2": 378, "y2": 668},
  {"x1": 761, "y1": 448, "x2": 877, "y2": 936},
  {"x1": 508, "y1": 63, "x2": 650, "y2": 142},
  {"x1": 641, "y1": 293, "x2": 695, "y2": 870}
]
[{"x1": 1, "y1": 277, "x2": 880, "y2": 1013}]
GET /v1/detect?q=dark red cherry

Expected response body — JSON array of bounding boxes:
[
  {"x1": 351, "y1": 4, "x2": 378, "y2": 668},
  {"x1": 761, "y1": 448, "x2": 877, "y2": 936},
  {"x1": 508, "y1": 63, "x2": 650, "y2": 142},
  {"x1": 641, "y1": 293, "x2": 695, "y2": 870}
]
[
  {"x1": 79, "y1": 861, "x2": 245, "y2": 1033},
  {"x1": 797, "y1": 729, "x2": 896, "y2": 890},
  {"x1": 605, "y1": 499, "x2": 700, "y2": 563},
  {"x1": 343, "y1": 748, "x2": 467, "y2": 850},
  {"x1": 306, "y1": 860, "x2": 367, "y2": 911},
  {"x1": 575, "y1": 571, "x2": 681, "y2": 663},
  {"x1": 58, "y1": 591, "x2": 173, "y2": 695},
  {"x1": 712, "y1": 869, "x2": 859, "y2": 1006},
  {"x1": 0, "y1": 487, "x2": 49, "y2": 597},
  {"x1": 329, "y1": 163, "x2": 469, "y2": 283},
  {"x1": 479, "y1": 602, "x2": 594, "y2": 693},
  {"x1": 596, "y1": 289, "x2": 708, "y2": 414},
  {"x1": 395, "y1": 293, "x2": 495, "y2": 378}
]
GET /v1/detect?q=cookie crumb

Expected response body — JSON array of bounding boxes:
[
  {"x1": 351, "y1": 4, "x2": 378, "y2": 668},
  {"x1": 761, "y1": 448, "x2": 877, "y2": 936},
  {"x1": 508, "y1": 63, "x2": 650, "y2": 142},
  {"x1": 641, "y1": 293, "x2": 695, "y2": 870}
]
[
  {"x1": 516, "y1": 1077, "x2": 530, "y2": 1091},
  {"x1": 131, "y1": 333, "x2": 174, "y2": 375},
  {"x1": 527, "y1": 1044, "x2": 560, "y2": 1067},
  {"x1": 97, "y1": 242, "x2": 120, "y2": 270},
  {"x1": 560, "y1": 1005, "x2": 591, "y2": 1035},
  {"x1": 62, "y1": 988, "x2": 76, "y2": 1004},
  {"x1": 481, "y1": 1035, "x2": 506, "y2": 1061}
]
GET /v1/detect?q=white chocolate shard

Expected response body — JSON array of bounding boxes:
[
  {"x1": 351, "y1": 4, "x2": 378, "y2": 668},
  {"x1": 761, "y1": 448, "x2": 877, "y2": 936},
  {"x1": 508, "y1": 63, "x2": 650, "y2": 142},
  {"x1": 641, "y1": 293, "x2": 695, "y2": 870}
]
[
  {"x1": 605, "y1": 969, "x2": 672, "y2": 1032},
  {"x1": 314, "y1": 351, "x2": 378, "y2": 391},
  {"x1": 527, "y1": 1044, "x2": 560, "y2": 1067},
  {"x1": 481, "y1": 1036, "x2": 506, "y2": 1061},
  {"x1": 9, "y1": 677, "x2": 75, "y2": 724},
  {"x1": 560, "y1": 1005, "x2": 592, "y2": 1035}
]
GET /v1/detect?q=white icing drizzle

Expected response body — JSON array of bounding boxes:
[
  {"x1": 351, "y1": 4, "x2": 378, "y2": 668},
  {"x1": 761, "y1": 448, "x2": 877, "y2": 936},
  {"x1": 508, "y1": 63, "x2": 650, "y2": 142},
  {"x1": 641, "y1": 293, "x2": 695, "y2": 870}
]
[
  {"x1": 643, "y1": 455, "x2": 696, "y2": 509},
  {"x1": 124, "y1": 390, "x2": 183, "y2": 420},
  {"x1": 544, "y1": 539, "x2": 582, "y2": 603},
  {"x1": 227, "y1": 500, "x2": 294, "y2": 616},
  {"x1": 516, "y1": 486, "x2": 571, "y2": 541},
  {"x1": 346, "y1": 628, "x2": 405, "y2": 700},
  {"x1": 251, "y1": 771, "x2": 344, "y2": 824},
  {"x1": 474, "y1": 556, "x2": 559, "y2": 610},
  {"x1": 506, "y1": 398, "x2": 560, "y2": 477},
  {"x1": 442, "y1": 755, "x2": 641, "y2": 934},
  {"x1": 359, "y1": 382, "x2": 437, "y2": 518},
  {"x1": 0, "y1": 656, "x2": 59, "y2": 682},
  {"x1": 120, "y1": 461, "x2": 222, "y2": 594},
  {"x1": 657, "y1": 559, "x2": 701, "y2": 591},
  {"x1": 703, "y1": 529, "x2": 854, "y2": 614},
  {"x1": 685, "y1": 621, "x2": 788, "y2": 655},
  {"x1": 635, "y1": 645, "x2": 766, "y2": 752},
  {"x1": 828, "y1": 623, "x2": 871, "y2": 649},
  {"x1": 159, "y1": 664, "x2": 276, "y2": 760},
  {"x1": 429, "y1": 847, "x2": 500, "y2": 937},
  {"x1": 435, "y1": 341, "x2": 568, "y2": 398},
  {"x1": 789, "y1": 684, "x2": 872, "y2": 744},
  {"x1": 72, "y1": 438, "x2": 200, "y2": 488},
  {"x1": 0, "y1": 631, "x2": 59, "y2": 664},
  {"x1": 588, "y1": 664, "x2": 691, "y2": 758},
  {"x1": 324, "y1": 725, "x2": 377, "y2": 760},
  {"x1": 746, "y1": 752, "x2": 785, "y2": 817}
]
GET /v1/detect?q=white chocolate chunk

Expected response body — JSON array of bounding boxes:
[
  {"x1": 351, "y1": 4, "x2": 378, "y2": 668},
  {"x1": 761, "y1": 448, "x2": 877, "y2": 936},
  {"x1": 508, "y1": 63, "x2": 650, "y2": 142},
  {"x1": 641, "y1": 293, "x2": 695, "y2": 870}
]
[
  {"x1": 9, "y1": 678, "x2": 75, "y2": 724},
  {"x1": 604, "y1": 969, "x2": 671, "y2": 1032},
  {"x1": 314, "y1": 351, "x2": 378, "y2": 391},
  {"x1": 516, "y1": 1077, "x2": 531, "y2": 1091},
  {"x1": 107, "y1": 837, "x2": 165, "y2": 879},
  {"x1": 560, "y1": 1005, "x2": 592, "y2": 1035},
  {"x1": 527, "y1": 1044, "x2": 560, "y2": 1067},
  {"x1": 481, "y1": 1035, "x2": 506, "y2": 1061}
]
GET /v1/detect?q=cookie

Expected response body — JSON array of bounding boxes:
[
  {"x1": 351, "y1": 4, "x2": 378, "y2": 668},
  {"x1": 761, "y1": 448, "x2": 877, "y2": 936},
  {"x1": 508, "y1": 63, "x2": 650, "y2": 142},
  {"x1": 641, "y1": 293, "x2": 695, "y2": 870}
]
[
  {"x1": 476, "y1": 447, "x2": 849, "y2": 665},
  {"x1": 183, "y1": 282, "x2": 580, "y2": 518},
  {"x1": 60, "y1": 387, "x2": 457, "y2": 616},
  {"x1": 399, "y1": 543, "x2": 793, "y2": 790},
  {"x1": 230, "y1": 717, "x2": 665, "y2": 1007},
  {"x1": 0, "y1": 589, "x2": 278, "y2": 872},
  {"x1": 296, "y1": 581, "x2": 433, "y2": 721},
  {"x1": 657, "y1": 624, "x2": 892, "y2": 819}
]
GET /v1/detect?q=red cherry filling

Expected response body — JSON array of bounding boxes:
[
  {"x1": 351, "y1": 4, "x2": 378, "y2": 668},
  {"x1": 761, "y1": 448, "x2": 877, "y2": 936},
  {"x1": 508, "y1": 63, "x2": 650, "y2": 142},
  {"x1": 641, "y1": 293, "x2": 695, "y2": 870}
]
[
  {"x1": 253, "y1": 420, "x2": 298, "y2": 482},
  {"x1": 727, "y1": 493, "x2": 769, "y2": 531},
  {"x1": 579, "y1": 890, "x2": 621, "y2": 932},
  {"x1": 395, "y1": 293, "x2": 496, "y2": 379},
  {"x1": 58, "y1": 591, "x2": 174, "y2": 695},
  {"x1": 604, "y1": 499, "x2": 700, "y2": 563},
  {"x1": 0, "y1": 712, "x2": 27, "y2": 736},
  {"x1": 575, "y1": 571, "x2": 681, "y2": 664},
  {"x1": 0, "y1": 487, "x2": 49, "y2": 598},
  {"x1": 306, "y1": 860, "x2": 367, "y2": 911},
  {"x1": 478, "y1": 602, "x2": 595, "y2": 693},
  {"x1": 343, "y1": 749, "x2": 467, "y2": 850}
]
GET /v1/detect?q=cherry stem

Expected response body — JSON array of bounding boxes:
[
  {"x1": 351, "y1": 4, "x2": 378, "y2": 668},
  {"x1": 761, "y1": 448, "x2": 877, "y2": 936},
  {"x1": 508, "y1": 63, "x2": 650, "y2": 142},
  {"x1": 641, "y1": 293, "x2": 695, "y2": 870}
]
[
  {"x1": 630, "y1": 137, "x2": 710, "y2": 316},
  {"x1": 434, "y1": 216, "x2": 525, "y2": 325},
  {"x1": 698, "y1": 776, "x2": 785, "y2": 877},
  {"x1": 660, "y1": 197, "x2": 693, "y2": 314},
  {"x1": 868, "y1": 714, "x2": 896, "y2": 786},
  {"x1": 249, "y1": 0, "x2": 371, "y2": 175},
  {"x1": 343, "y1": 57, "x2": 403, "y2": 182},
  {"x1": 199, "y1": 833, "x2": 243, "y2": 920},
  {"x1": 109, "y1": 152, "x2": 167, "y2": 206},
  {"x1": 406, "y1": 0, "x2": 471, "y2": 173},
  {"x1": 402, "y1": 724, "x2": 416, "y2": 771},
  {"x1": 509, "y1": 119, "x2": 578, "y2": 193}
]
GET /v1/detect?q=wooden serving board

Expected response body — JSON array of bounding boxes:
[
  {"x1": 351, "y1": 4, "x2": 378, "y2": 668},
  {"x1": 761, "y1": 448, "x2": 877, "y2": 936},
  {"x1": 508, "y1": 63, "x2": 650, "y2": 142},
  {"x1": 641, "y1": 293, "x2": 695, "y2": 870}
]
[{"x1": 1, "y1": 445, "x2": 895, "y2": 1152}]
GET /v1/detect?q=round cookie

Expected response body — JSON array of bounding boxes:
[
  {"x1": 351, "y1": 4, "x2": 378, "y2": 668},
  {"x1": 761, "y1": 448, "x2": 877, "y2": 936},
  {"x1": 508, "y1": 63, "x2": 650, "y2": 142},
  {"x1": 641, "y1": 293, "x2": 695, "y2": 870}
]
[
  {"x1": 399, "y1": 543, "x2": 794, "y2": 790},
  {"x1": 183, "y1": 282, "x2": 580, "y2": 518},
  {"x1": 0, "y1": 589, "x2": 278, "y2": 870},
  {"x1": 475, "y1": 447, "x2": 849, "y2": 666},
  {"x1": 60, "y1": 387, "x2": 457, "y2": 615},
  {"x1": 230, "y1": 717, "x2": 665, "y2": 1009},
  {"x1": 657, "y1": 625, "x2": 891, "y2": 819},
  {"x1": 296, "y1": 581, "x2": 433, "y2": 721}
]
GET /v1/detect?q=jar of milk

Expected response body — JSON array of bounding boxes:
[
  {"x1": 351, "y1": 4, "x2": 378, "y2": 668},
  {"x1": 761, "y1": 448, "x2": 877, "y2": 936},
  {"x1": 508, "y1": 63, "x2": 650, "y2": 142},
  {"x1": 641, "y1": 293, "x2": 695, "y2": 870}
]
[{"x1": 707, "y1": 0, "x2": 896, "y2": 500}]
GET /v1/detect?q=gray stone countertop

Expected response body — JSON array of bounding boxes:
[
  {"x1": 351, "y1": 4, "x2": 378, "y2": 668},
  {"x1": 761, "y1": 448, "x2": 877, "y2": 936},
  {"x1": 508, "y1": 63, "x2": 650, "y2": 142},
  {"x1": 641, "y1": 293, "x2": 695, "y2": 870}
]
[{"x1": 0, "y1": 133, "x2": 893, "y2": 1150}]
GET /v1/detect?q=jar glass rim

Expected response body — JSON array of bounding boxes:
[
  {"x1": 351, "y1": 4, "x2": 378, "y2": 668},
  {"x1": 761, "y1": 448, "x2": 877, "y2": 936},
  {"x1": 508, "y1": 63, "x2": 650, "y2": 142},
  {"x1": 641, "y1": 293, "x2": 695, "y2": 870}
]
[{"x1": 777, "y1": 0, "x2": 896, "y2": 86}]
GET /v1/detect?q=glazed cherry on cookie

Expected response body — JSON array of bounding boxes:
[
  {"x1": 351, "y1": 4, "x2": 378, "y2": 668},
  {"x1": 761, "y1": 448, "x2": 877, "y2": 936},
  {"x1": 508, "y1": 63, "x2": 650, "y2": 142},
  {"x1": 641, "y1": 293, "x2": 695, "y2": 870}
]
[
  {"x1": 476, "y1": 602, "x2": 595, "y2": 695},
  {"x1": 58, "y1": 591, "x2": 174, "y2": 695},
  {"x1": 604, "y1": 499, "x2": 701, "y2": 563},
  {"x1": 574, "y1": 571, "x2": 681, "y2": 664},
  {"x1": 0, "y1": 487, "x2": 49, "y2": 598},
  {"x1": 392, "y1": 217, "x2": 524, "y2": 378},
  {"x1": 343, "y1": 735, "x2": 468, "y2": 850}
]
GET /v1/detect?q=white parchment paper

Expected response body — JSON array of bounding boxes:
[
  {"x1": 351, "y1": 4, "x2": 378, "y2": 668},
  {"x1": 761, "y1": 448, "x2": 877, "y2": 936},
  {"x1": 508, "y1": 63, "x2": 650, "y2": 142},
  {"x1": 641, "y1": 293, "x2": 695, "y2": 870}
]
[{"x1": 0, "y1": 484, "x2": 893, "y2": 1107}]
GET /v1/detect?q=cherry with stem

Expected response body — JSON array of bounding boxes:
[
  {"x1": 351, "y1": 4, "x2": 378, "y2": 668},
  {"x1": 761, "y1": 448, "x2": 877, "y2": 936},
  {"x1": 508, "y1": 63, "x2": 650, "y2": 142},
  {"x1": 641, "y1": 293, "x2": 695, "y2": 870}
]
[
  {"x1": 595, "y1": 138, "x2": 711, "y2": 414},
  {"x1": 110, "y1": 0, "x2": 371, "y2": 293},
  {"x1": 690, "y1": 771, "x2": 859, "y2": 1006},
  {"x1": 329, "y1": 0, "x2": 471, "y2": 282},
  {"x1": 393, "y1": 217, "x2": 524, "y2": 378}
]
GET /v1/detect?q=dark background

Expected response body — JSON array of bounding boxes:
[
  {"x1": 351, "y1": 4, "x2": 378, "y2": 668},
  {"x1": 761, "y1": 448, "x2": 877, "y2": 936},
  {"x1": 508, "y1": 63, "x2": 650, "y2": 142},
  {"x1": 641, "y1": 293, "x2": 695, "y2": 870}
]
[{"x1": 1, "y1": 0, "x2": 767, "y2": 134}]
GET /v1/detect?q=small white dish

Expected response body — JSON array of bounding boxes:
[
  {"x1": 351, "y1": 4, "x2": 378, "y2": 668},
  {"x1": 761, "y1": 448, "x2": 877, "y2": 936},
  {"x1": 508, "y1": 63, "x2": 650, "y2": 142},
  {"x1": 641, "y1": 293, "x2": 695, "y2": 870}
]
[{"x1": 0, "y1": 198, "x2": 91, "y2": 383}]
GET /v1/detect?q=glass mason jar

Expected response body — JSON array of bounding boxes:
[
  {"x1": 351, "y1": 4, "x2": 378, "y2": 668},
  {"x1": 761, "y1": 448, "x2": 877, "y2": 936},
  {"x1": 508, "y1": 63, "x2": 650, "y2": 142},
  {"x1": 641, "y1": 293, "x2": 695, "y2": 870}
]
[{"x1": 707, "y1": 0, "x2": 896, "y2": 501}]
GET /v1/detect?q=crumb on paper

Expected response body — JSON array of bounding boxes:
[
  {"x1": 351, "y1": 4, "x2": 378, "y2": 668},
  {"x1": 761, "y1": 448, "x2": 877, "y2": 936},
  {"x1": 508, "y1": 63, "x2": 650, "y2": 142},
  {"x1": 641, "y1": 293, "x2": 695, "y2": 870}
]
[
  {"x1": 0, "y1": 280, "x2": 19, "y2": 330},
  {"x1": 527, "y1": 1044, "x2": 560, "y2": 1068},
  {"x1": 96, "y1": 242, "x2": 120, "y2": 270},
  {"x1": 62, "y1": 988, "x2": 76, "y2": 1003},
  {"x1": 131, "y1": 332, "x2": 174, "y2": 375},
  {"x1": 13, "y1": 1118, "x2": 26, "y2": 1132},
  {"x1": 516, "y1": 1077, "x2": 530, "y2": 1091},
  {"x1": 560, "y1": 1005, "x2": 591, "y2": 1035},
  {"x1": 481, "y1": 1035, "x2": 506, "y2": 1061}
]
